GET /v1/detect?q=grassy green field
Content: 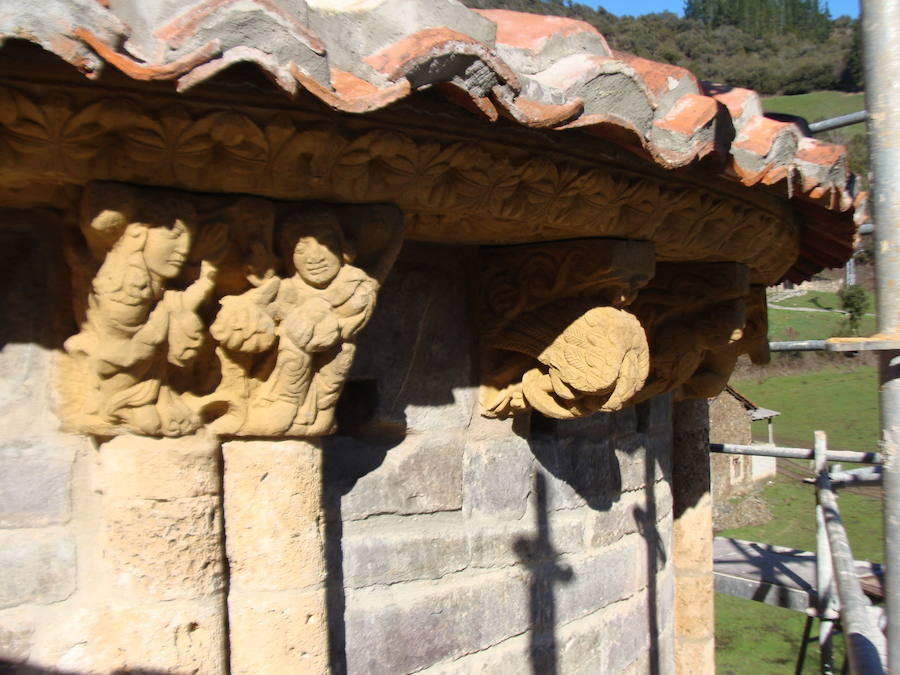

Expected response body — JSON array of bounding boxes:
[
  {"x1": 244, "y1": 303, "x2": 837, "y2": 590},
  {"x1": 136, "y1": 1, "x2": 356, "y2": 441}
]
[
  {"x1": 734, "y1": 365, "x2": 879, "y2": 451},
  {"x1": 763, "y1": 91, "x2": 866, "y2": 137},
  {"x1": 716, "y1": 469, "x2": 883, "y2": 673},
  {"x1": 767, "y1": 307, "x2": 876, "y2": 341},
  {"x1": 718, "y1": 363, "x2": 884, "y2": 672},
  {"x1": 776, "y1": 290, "x2": 874, "y2": 312}
]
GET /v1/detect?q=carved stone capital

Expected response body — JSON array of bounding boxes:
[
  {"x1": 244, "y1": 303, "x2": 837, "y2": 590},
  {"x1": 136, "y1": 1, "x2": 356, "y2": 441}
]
[
  {"x1": 60, "y1": 182, "x2": 403, "y2": 437},
  {"x1": 479, "y1": 239, "x2": 655, "y2": 419}
]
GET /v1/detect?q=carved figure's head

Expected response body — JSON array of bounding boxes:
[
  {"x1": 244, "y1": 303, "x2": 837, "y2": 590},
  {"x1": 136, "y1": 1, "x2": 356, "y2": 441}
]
[
  {"x1": 143, "y1": 218, "x2": 191, "y2": 280},
  {"x1": 279, "y1": 207, "x2": 352, "y2": 289}
]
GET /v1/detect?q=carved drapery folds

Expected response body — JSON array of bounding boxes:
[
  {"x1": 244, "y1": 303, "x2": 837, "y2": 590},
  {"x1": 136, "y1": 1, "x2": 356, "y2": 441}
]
[
  {"x1": 478, "y1": 250, "x2": 770, "y2": 421},
  {"x1": 480, "y1": 239, "x2": 656, "y2": 419},
  {"x1": 62, "y1": 182, "x2": 403, "y2": 437}
]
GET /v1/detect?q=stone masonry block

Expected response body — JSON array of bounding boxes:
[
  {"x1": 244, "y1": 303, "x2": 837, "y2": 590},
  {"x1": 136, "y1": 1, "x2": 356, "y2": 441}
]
[
  {"x1": 342, "y1": 431, "x2": 464, "y2": 520},
  {"x1": 554, "y1": 534, "x2": 641, "y2": 626},
  {"x1": 463, "y1": 435, "x2": 533, "y2": 520},
  {"x1": 223, "y1": 439, "x2": 323, "y2": 593},
  {"x1": 0, "y1": 436, "x2": 74, "y2": 528},
  {"x1": 0, "y1": 529, "x2": 75, "y2": 609},
  {"x1": 0, "y1": 606, "x2": 36, "y2": 665},
  {"x1": 468, "y1": 510, "x2": 584, "y2": 570},
  {"x1": 43, "y1": 598, "x2": 227, "y2": 675},
  {"x1": 100, "y1": 433, "x2": 221, "y2": 501},
  {"x1": 599, "y1": 589, "x2": 653, "y2": 675},
  {"x1": 343, "y1": 513, "x2": 469, "y2": 588},
  {"x1": 101, "y1": 496, "x2": 225, "y2": 603},
  {"x1": 531, "y1": 438, "x2": 621, "y2": 511},
  {"x1": 228, "y1": 590, "x2": 327, "y2": 675},
  {"x1": 346, "y1": 569, "x2": 529, "y2": 675},
  {"x1": 349, "y1": 243, "x2": 477, "y2": 435}
]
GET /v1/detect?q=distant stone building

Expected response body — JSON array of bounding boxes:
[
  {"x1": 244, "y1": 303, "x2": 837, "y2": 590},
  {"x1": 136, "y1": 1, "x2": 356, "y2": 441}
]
[
  {"x1": 0, "y1": 1, "x2": 857, "y2": 673},
  {"x1": 710, "y1": 386, "x2": 779, "y2": 523}
]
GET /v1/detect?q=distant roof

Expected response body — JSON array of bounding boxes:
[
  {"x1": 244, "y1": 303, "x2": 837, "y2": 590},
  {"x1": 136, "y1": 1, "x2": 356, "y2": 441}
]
[
  {"x1": 0, "y1": 0, "x2": 859, "y2": 281},
  {"x1": 725, "y1": 385, "x2": 780, "y2": 420}
]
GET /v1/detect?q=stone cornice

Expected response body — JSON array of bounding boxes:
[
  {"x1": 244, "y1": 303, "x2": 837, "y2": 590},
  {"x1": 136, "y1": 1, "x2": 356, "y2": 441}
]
[{"x1": 0, "y1": 80, "x2": 801, "y2": 284}]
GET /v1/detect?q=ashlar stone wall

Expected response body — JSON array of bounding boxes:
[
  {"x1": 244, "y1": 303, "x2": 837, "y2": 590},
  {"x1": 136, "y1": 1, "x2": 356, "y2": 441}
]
[
  {"x1": 324, "y1": 243, "x2": 676, "y2": 674},
  {"x1": 0, "y1": 236, "x2": 677, "y2": 674}
]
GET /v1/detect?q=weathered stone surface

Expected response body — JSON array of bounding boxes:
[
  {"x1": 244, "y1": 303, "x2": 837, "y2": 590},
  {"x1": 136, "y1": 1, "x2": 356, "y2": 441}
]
[
  {"x1": 39, "y1": 599, "x2": 227, "y2": 675},
  {"x1": 554, "y1": 534, "x2": 642, "y2": 626},
  {"x1": 463, "y1": 435, "x2": 533, "y2": 520},
  {"x1": 346, "y1": 570, "x2": 529, "y2": 675},
  {"x1": 343, "y1": 513, "x2": 469, "y2": 588},
  {"x1": 0, "y1": 529, "x2": 75, "y2": 609},
  {"x1": 102, "y1": 496, "x2": 224, "y2": 603},
  {"x1": 223, "y1": 439, "x2": 323, "y2": 593},
  {"x1": 0, "y1": 607, "x2": 35, "y2": 664},
  {"x1": 0, "y1": 436, "x2": 74, "y2": 528},
  {"x1": 342, "y1": 431, "x2": 464, "y2": 521},
  {"x1": 615, "y1": 434, "x2": 652, "y2": 493},
  {"x1": 228, "y1": 591, "x2": 328, "y2": 675},
  {"x1": 349, "y1": 243, "x2": 477, "y2": 434},
  {"x1": 468, "y1": 511, "x2": 584, "y2": 570},
  {"x1": 561, "y1": 591, "x2": 650, "y2": 675},
  {"x1": 530, "y1": 438, "x2": 620, "y2": 511},
  {"x1": 672, "y1": 398, "x2": 714, "y2": 673},
  {"x1": 99, "y1": 434, "x2": 225, "y2": 603},
  {"x1": 100, "y1": 433, "x2": 220, "y2": 500},
  {"x1": 675, "y1": 637, "x2": 715, "y2": 675}
]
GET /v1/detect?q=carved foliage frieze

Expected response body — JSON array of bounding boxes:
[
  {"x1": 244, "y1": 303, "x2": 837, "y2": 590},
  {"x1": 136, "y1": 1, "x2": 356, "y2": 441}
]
[
  {"x1": 0, "y1": 84, "x2": 797, "y2": 284},
  {"x1": 480, "y1": 239, "x2": 655, "y2": 419},
  {"x1": 61, "y1": 182, "x2": 403, "y2": 437}
]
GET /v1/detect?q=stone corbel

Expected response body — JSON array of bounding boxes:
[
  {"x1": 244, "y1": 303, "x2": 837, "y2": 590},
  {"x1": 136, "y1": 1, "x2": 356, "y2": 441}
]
[
  {"x1": 628, "y1": 262, "x2": 768, "y2": 404},
  {"x1": 60, "y1": 182, "x2": 404, "y2": 438},
  {"x1": 479, "y1": 239, "x2": 656, "y2": 419}
]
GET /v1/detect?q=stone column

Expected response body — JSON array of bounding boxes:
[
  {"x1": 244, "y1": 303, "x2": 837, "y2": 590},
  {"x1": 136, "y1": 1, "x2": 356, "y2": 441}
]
[
  {"x1": 223, "y1": 439, "x2": 328, "y2": 674},
  {"x1": 671, "y1": 399, "x2": 714, "y2": 675},
  {"x1": 93, "y1": 433, "x2": 228, "y2": 674}
]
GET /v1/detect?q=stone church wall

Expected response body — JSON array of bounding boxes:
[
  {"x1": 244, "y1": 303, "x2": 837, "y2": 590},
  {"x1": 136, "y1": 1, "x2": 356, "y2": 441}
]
[{"x1": 0, "y1": 235, "x2": 676, "y2": 674}]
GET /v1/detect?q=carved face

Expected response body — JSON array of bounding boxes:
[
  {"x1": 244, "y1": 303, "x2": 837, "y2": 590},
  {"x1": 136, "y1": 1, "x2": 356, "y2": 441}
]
[
  {"x1": 292, "y1": 220, "x2": 342, "y2": 288},
  {"x1": 143, "y1": 221, "x2": 190, "y2": 279}
]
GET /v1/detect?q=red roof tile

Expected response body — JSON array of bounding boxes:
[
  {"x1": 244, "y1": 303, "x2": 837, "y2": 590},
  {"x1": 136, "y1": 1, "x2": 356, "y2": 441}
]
[{"x1": 0, "y1": 0, "x2": 860, "y2": 280}]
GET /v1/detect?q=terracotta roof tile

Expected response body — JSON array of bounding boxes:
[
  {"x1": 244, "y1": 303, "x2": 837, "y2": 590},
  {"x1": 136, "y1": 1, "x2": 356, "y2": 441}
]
[{"x1": 0, "y1": 0, "x2": 861, "y2": 280}]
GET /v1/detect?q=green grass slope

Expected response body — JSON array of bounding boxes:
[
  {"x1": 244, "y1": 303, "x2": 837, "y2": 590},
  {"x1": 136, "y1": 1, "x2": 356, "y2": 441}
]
[
  {"x1": 763, "y1": 91, "x2": 866, "y2": 137},
  {"x1": 734, "y1": 365, "x2": 879, "y2": 451}
]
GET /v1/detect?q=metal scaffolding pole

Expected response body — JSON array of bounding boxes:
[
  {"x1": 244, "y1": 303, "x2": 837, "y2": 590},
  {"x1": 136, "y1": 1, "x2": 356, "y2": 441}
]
[{"x1": 862, "y1": 0, "x2": 900, "y2": 669}]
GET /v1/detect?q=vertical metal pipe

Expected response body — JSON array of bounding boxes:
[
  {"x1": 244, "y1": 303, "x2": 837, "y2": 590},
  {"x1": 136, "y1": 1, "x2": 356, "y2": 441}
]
[
  {"x1": 815, "y1": 432, "x2": 836, "y2": 674},
  {"x1": 862, "y1": 1, "x2": 900, "y2": 669}
]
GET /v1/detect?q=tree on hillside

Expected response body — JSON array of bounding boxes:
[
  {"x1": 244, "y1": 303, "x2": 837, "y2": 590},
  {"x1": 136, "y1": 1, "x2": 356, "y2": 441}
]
[
  {"x1": 838, "y1": 284, "x2": 869, "y2": 335},
  {"x1": 461, "y1": 0, "x2": 856, "y2": 95}
]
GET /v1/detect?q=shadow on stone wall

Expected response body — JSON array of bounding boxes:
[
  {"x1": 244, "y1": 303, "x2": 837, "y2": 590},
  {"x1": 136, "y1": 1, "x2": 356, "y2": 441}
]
[
  {"x1": 0, "y1": 223, "x2": 72, "y2": 353},
  {"x1": 524, "y1": 400, "x2": 670, "y2": 675},
  {"x1": 0, "y1": 664, "x2": 170, "y2": 675},
  {"x1": 513, "y1": 472, "x2": 574, "y2": 674},
  {"x1": 321, "y1": 431, "x2": 398, "y2": 674}
]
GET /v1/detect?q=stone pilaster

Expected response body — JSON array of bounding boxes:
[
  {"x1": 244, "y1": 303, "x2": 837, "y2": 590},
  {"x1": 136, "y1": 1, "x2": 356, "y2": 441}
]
[
  {"x1": 672, "y1": 399, "x2": 715, "y2": 674},
  {"x1": 223, "y1": 439, "x2": 328, "y2": 674}
]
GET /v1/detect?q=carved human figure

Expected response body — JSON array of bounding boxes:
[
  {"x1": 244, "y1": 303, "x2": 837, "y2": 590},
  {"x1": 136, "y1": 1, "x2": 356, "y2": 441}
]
[
  {"x1": 208, "y1": 205, "x2": 379, "y2": 436},
  {"x1": 64, "y1": 189, "x2": 216, "y2": 436}
]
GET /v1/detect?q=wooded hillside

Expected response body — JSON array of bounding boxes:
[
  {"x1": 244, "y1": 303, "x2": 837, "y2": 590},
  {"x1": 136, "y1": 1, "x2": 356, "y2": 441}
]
[{"x1": 461, "y1": 0, "x2": 862, "y2": 95}]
